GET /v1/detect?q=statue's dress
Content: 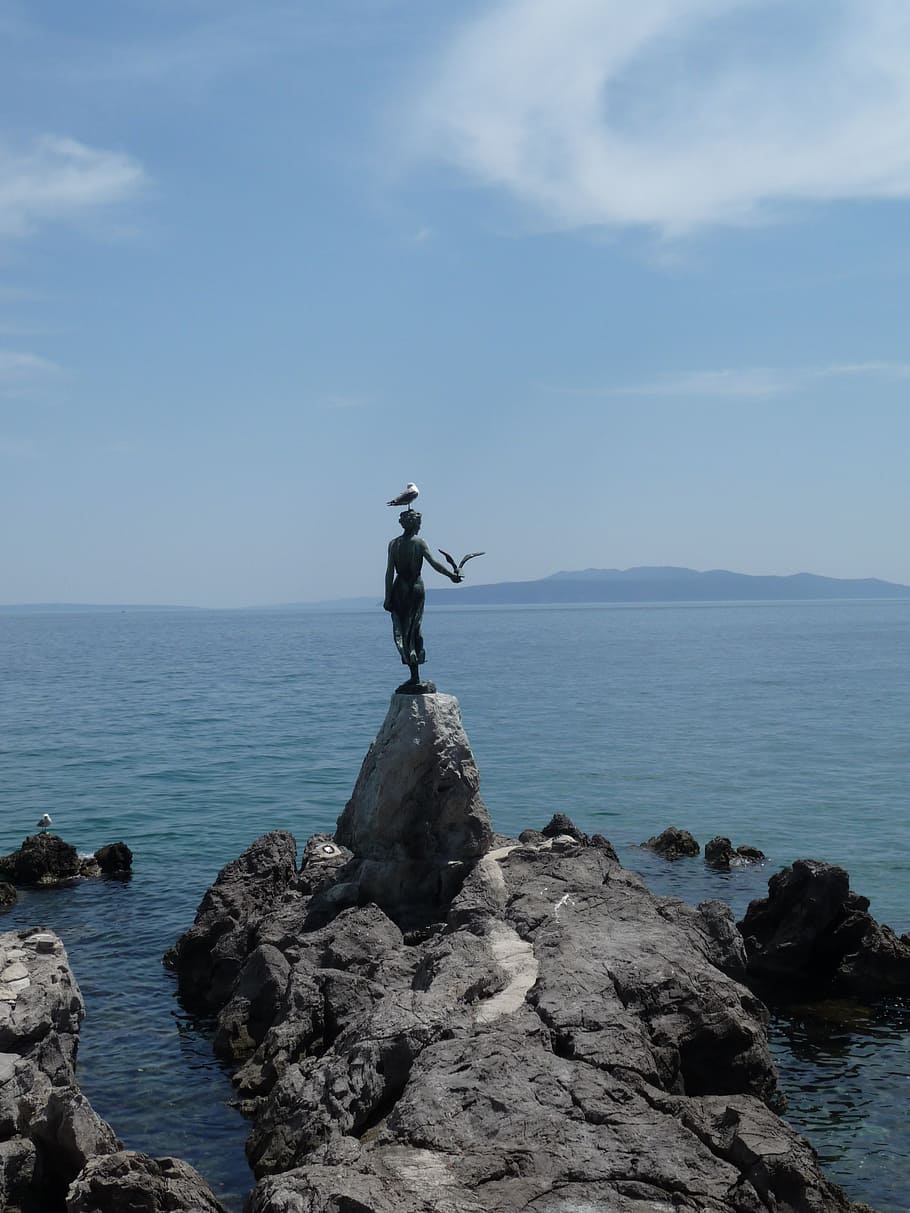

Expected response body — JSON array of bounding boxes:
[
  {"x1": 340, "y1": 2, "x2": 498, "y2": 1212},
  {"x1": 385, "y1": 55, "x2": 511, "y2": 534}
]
[{"x1": 389, "y1": 573, "x2": 426, "y2": 667}]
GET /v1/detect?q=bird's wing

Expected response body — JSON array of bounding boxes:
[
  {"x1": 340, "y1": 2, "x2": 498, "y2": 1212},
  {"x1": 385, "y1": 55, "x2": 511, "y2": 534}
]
[
  {"x1": 458, "y1": 552, "x2": 485, "y2": 567},
  {"x1": 438, "y1": 548, "x2": 458, "y2": 571}
]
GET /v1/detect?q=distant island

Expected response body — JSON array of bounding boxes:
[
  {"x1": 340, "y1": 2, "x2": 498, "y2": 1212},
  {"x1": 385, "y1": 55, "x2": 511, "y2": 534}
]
[
  {"x1": 4, "y1": 568, "x2": 910, "y2": 612},
  {"x1": 426, "y1": 566, "x2": 910, "y2": 606}
]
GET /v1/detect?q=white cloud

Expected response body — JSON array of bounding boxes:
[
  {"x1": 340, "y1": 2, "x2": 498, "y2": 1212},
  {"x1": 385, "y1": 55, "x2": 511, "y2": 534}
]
[
  {"x1": 408, "y1": 0, "x2": 910, "y2": 235},
  {"x1": 0, "y1": 135, "x2": 146, "y2": 240},
  {"x1": 558, "y1": 361, "x2": 910, "y2": 399}
]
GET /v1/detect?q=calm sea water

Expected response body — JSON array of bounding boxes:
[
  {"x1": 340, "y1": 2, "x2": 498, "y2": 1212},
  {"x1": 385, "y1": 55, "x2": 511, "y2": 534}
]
[{"x1": 1, "y1": 602, "x2": 909, "y2": 1211}]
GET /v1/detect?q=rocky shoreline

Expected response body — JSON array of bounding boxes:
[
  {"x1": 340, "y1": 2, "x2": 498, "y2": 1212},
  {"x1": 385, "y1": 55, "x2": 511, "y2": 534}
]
[
  {"x1": 4, "y1": 690, "x2": 908, "y2": 1210},
  {"x1": 0, "y1": 925, "x2": 227, "y2": 1212}
]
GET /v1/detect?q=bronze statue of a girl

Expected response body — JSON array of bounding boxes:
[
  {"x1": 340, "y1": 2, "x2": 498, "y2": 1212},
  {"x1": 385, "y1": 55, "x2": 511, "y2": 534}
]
[{"x1": 384, "y1": 510, "x2": 462, "y2": 692}]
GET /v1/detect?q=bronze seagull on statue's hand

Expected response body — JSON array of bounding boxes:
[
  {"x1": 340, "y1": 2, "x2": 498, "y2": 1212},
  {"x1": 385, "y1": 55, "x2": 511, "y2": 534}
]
[
  {"x1": 439, "y1": 549, "x2": 485, "y2": 578},
  {"x1": 387, "y1": 482, "x2": 419, "y2": 509}
]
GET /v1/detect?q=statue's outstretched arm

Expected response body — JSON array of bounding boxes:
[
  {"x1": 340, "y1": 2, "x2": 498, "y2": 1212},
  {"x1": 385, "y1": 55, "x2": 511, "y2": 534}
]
[{"x1": 421, "y1": 541, "x2": 463, "y2": 582}]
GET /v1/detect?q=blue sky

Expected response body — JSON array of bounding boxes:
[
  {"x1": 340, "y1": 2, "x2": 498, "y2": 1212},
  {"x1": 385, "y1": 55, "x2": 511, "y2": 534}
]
[{"x1": 2, "y1": 0, "x2": 909, "y2": 606}]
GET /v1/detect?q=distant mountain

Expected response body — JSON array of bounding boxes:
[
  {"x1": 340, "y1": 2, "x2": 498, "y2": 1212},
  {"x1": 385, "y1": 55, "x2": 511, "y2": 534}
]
[
  {"x1": 6, "y1": 568, "x2": 908, "y2": 613},
  {"x1": 427, "y1": 566, "x2": 910, "y2": 606}
]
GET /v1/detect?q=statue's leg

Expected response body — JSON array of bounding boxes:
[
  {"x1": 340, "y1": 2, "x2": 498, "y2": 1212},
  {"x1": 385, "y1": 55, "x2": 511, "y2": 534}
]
[{"x1": 391, "y1": 611, "x2": 409, "y2": 665}]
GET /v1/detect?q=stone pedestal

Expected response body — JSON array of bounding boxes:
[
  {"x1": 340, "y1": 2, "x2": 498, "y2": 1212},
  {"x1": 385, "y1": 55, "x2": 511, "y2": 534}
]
[{"x1": 334, "y1": 692, "x2": 493, "y2": 924}]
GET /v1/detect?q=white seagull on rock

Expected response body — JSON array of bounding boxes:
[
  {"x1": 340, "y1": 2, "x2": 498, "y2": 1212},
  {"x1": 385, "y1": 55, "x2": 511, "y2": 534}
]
[
  {"x1": 387, "y1": 482, "x2": 419, "y2": 510},
  {"x1": 37, "y1": 813, "x2": 52, "y2": 833}
]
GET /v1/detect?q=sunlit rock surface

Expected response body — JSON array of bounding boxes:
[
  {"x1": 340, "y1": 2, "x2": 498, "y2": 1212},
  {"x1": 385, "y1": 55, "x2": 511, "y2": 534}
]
[{"x1": 169, "y1": 693, "x2": 874, "y2": 1213}]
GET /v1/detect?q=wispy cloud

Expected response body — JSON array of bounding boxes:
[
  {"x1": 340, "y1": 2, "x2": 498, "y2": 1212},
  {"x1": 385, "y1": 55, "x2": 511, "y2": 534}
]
[
  {"x1": 0, "y1": 135, "x2": 146, "y2": 240},
  {"x1": 407, "y1": 0, "x2": 910, "y2": 236},
  {"x1": 552, "y1": 361, "x2": 910, "y2": 400},
  {"x1": 0, "y1": 350, "x2": 62, "y2": 395},
  {"x1": 57, "y1": 4, "x2": 363, "y2": 93}
]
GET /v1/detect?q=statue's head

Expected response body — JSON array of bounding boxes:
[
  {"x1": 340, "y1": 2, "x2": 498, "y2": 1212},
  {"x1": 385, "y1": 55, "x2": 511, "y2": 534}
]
[{"x1": 399, "y1": 510, "x2": 421, "y2": 534}]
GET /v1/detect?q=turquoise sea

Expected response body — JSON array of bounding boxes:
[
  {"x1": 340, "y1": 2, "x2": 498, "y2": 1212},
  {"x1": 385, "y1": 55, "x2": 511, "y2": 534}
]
[{"x1": 2, "y1": 601, "x2": 909, "y2": 1211}]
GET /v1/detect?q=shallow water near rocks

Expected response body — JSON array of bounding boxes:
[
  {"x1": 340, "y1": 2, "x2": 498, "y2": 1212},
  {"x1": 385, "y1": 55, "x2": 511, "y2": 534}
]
[{"x1": 2, "y1": 602, "x2": 909, "y2": 1211}]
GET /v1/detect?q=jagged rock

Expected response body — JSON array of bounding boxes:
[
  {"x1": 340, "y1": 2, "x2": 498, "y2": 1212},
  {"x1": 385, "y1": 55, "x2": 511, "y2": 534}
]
[
  {"x1": 0, "y1": 929, "x2": 122, "y2": 1210},
  {"x1": 67, "y1": 1150, "x2": 228, "y2": 1212},
  {"x1": 230, "y1": 837, "x2": 868, "y2": 1213},
  {"x1": 164, "y1": 830, "x2": 298, "y2": 1014},
  {"x1": 642, "y1": 825, "x2": 701, "y2": 859},
  {"x1": 224, "y1": 902, "x2": 411, "y2": 1078},
  {"x1": 1, "y1": 928, "x2": 225, "y2": 1213},
  {"x1": 1, "y1": 834, "x2": 81, "y2": 885},
  {"x1": 517, "y1": 828, "x2": 546, "y2": 845},
  {"x1": 0, "y1": 835, "x2": 132, "y2": 887},
  {"x1": 333, "y1": 692, "x2": 493, "y2": 925},
  {"x1": 511, "y1": 846, "x2": 780, "y2": 1107},
  {"x1": 0, "y1": 882, "x2": 15, "y2": 912},
  {"x1": 0, "y1": 1138, "x2": 36, "y2": 1211},
  {"x1": 32, "y1": 1087, "x2": 122, "y2": 1186},
  {"x1": 541, "y1": 812, "x2": 589, "y2": 845},
  {"x1": 739, "y1": 858, "x2": 910, "y2": 998},
  {"x1": 167, "y1": 695, "x2": 875, "y2": 1213},
  {"x1": 736, "y1": 845, "x2": 765, "y2": 863},
  {"x1": 590, "y1": 832, "x2": 620, "y2": 861},
  {"x1": 522, "y1": 817, "x2": 618, "y2": 861},
  {"x1": 297, "y1": 834, "x2": 351, "y2": 894},
  {"x1": 656, "y1": 898, "x2": 749, "y2": 984},
  {"x1": 93, "y1": 842, "x2": 133, "y2": 876},
  {"x1": 705, "y1": 836, "x2": 766, "y2": 869}
]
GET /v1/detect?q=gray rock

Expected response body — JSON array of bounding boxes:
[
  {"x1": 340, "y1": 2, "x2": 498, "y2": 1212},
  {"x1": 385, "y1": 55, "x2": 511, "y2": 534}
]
[
  {"x1": 540, "y1": 812, "x2": 589, "y2": 844},
  {"x1": 239, "y1": 834, "x2": 873, "y2": 1213},
  {"x1": 93, "y1": 841, "x2": 133, "y2": 876},
  {"x1": 0, "y1": 930, "x2": 226, "y2": 1213},
  {"x1": 505, "y1": 846, "x2": 779, "y2": 1107},
  {"x1": 199, "y1": 831, "x2": 865, "y2": 1210},
  {"x1": 590, "y1": 832, "x2": 620, "y2": 860},
  {"x1": 517, "y1": 828, "x2": 546, "y2": 845},
  {"x1": 297, "y1": 833, "x2": 351, "y2": 894},
  {"x1": 0, "y1": 928, "x2": 122, "y2": 1210},
  {"x1": 1, "y1": 834, "x2": 81, "y2": 885},
  {"x1": 164, "y1": 830, "x2": 298, "y2": 1014},
  {"x1": 642, "y1": 825, "x2": 701, "y2": 859},
  {"x1": 739, "y1": 857, "x2": 910, "y2": 998},
  {"x1": 1, "y1": 835, "x2": 132, "y2": 887},
  {"x1": 0, "y1": 882, "x2": 15, "y2": 913},
  {"x1": 67, "y1": 1150, "x2": 228, "y2": 1212},
  {"x1": 167, "y1": 696, "x2": 873, "y2": 1213},
  {"x1": 657, "y1": 898, "x2": 749, "y2": 984},
  {"x1": 735, "y1": 845, "x2": 766, "y2": 863},
  {"x1": 705, "y1": 836, "x2": 766, "y2": 869},
  {"x1": 334, "y1": 692, "x2": 493, "y2": 925},
  {"x1": 0, "y1": 1137, "x2": 35, "y2": 1211},
  {"x1": 32, "y1": 1087, "x2": 122, "y2": 1181}
]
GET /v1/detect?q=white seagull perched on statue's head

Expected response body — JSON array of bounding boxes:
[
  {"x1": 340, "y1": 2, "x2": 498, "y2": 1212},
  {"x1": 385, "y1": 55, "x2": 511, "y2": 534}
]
[{"x1": 387, "y1": 482, "x2": 419, "y2": 510}]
